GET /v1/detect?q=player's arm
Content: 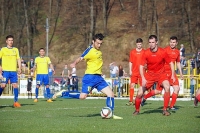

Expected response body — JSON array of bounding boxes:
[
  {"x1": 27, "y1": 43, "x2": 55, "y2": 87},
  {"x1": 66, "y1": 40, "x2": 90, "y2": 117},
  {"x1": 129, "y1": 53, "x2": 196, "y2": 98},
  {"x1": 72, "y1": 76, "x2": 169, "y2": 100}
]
[
  {"x1": 176, "y1": 62, "x2": 183, "y2": 79},
  {"x1": 140, "y1": 65, "x2": 146, "y2": 87},
  {"x1": 49, "y1": 63, "x2": 55, "y2": 75},
  {"x1": 61, "y1": 70, "x2": 64, "y2": 77},
  {"x1": 17, "y1": 59, "x2": 22, "y2": 74},
  {"x1": 129, "y1": 62, "x2": 132, "y2": 76},
  {"x1": 70, "y1": 57, "x2": 84, "y2": 68},
  {"x1": 68, "y1": 70, "x2": 70, "y2": 77}
]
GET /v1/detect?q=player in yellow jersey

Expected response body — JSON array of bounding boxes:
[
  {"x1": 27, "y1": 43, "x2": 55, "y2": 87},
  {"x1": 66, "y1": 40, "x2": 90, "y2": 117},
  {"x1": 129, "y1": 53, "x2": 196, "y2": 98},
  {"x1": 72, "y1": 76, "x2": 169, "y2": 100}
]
[
  {"x1": 33, "y1": 48, "x2": 55, "y2": 103},
  {"x1": 0, "y1": 35, "x2": 22, "y2": 107},
  {"x1": 53, "y1": 33, "x2": 122, "y2": 119}
]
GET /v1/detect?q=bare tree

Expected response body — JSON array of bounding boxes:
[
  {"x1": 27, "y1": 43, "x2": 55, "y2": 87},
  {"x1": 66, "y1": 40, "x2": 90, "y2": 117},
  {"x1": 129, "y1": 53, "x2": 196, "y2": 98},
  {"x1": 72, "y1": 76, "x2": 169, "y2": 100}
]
[
  {"x1": 119, "y1": 0, "x2": 125, "y2": 10},
  {"x1": 1, "y1": 0, "x2": 5, "y2": 36},
  {"x1": 89, "y1": 0, "x2": 94, "y2": 44},
  {"x1": 186, "y1": 0, "x2": 195, "y2": 52},
  {"x1": 23, "y1": 0, "x2": 31, "y2": 57},
  {"x1": 138, "y1": 0, "x2": 143, "y2": 30},
  {"x1": 197, "y1": 0, "x2": 200, "y2": 32},
  {"x1": 154, "y1": 0, "x2": 159, "y2": 42}
]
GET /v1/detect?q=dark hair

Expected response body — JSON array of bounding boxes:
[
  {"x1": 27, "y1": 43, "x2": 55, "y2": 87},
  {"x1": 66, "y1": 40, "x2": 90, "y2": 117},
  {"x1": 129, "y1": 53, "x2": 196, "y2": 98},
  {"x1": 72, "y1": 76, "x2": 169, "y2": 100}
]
[
  {"x1": 170, "y1": 36, "x2": 178, "y2": 41},
  {"x1": 136, "y1": 38, "x2": 143, "y2": 43},
  {"x1": 148, "y1": 35, "x2": 158, "y2": 42},
  {"x1": 93, "y1": 33, "x2": 104, "y2": 41},
  {"x1": 39, "y1": 48, "x2": 45, "y2": 51},
  {"x1": 6, "y1": 35, "x2": 14, "y2": 40}
]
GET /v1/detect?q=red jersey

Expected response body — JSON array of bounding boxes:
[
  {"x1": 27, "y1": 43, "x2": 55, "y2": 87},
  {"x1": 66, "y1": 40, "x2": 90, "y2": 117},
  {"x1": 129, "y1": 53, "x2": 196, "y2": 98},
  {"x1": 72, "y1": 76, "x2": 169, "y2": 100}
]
[
  {"x1": 164, "y1": 46, "x2": 180, "y2": 72},
  {"x1": 141, "y1": 47, "x2": 171, "y2": 74},
  {"x1": 129, "y1": 49, "x2": 145, "y2": 75}
]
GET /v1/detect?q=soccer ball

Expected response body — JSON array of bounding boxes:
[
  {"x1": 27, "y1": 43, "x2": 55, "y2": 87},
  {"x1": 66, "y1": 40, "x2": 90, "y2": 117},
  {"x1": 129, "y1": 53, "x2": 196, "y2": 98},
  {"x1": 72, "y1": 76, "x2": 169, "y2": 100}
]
[{"x1": 100, "y1": 107, "x2": 113, "y2": 119}]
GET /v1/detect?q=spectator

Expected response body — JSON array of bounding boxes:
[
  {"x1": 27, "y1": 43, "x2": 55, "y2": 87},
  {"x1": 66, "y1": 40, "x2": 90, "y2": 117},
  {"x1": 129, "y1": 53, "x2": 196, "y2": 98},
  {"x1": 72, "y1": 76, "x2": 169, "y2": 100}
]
[
  {"x1": 190, "y1": 58, "x2": 195, "y2": 74},
  {"x1": 196, "y1": 52, "x2": 200, "y2": 74},
  {"x1": 21, "y1": 58, "x2": 27, "y2": 73},
  {"x1": 27, "y1": 74, "x2": 33, "y2": 99},
  {"x1": 29, "y1": 58, "x2": 35, "y2": 70},
  {"x1": 118, "y1": 65, "x2": 126, "y2": 77},
  {"x1": 67, "y1": 74, "x2": 77, "y2": 92},
  {"x1": 71, "y1": 65, "x2": 78, "y2": 91},
  {"x1": 61, "y1": 64, "x2": 70, "y2": 78},
  {"x1": 180, "y1": 44, "x2": 185, "y2": 57},
  {"x1": 109, "y1": 62, "x2": 119, "y2": 78},
  {"x1": 180, "y1": 56, "x2": 187, "y2": 74},
  {"x1": 190, "y1": 74, "x2": 196, "y2": 100}
]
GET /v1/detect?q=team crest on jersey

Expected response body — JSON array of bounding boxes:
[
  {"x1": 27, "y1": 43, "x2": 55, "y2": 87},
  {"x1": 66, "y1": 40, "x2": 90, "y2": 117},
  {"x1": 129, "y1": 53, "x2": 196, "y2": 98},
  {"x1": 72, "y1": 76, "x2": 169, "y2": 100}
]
[{"x1": 12, "y1": 50, "x2": 16, "y2": 54}]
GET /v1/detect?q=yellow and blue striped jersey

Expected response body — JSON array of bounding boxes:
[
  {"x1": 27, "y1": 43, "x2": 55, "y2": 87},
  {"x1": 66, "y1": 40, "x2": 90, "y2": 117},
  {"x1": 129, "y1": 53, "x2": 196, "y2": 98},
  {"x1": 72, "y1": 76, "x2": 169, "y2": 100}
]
[
  {"x1": 81, "y1": 45, "x2": 103, "y2": 74},
  {"x1": 35, "y1": 56, "x2": 51, "y2": 74},
  {"x1": 0, "y1": 47, "x2": 20, "y2": 71}
]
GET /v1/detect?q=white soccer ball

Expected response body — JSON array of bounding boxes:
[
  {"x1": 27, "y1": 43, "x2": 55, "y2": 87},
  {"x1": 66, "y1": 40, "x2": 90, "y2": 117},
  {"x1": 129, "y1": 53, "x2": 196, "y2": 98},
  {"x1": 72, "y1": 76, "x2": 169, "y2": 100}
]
[{"x1": 100, "y1": 107, "x2": 113, "y2": 119}]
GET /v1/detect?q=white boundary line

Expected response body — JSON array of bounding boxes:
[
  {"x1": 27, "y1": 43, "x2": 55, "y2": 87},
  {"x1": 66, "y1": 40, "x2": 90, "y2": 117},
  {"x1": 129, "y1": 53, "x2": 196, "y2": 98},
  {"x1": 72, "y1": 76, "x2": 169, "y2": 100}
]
[{"x1": 0, "y1": 96, "x2": 192, "y2": 101}]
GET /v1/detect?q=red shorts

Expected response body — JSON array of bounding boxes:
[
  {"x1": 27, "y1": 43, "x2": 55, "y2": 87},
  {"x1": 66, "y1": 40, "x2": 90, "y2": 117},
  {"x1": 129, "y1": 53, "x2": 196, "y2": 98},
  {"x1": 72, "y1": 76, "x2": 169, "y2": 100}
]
[
  {"x1": 166, "y1": 71, "x2": 179, "y2": 86},
  {"x1": 144, "y1": 72, "x2": 168, "y2": 91},
  {"x1": 131, "y1": 74, "x2": 142, "y2": 86}
]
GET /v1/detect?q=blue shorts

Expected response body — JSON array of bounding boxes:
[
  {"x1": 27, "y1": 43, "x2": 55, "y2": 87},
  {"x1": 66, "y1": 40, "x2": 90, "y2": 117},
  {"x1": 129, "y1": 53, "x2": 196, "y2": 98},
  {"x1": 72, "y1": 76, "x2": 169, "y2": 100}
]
[
  {"x1": 2, "y1": 71, "x2": 18, "y2": 84},
  {"x1": 36, "y1": 74, "x2": 49, "y2": 86},
  {"x1": 82, "y1": 74, "x2": 108, "y2": 94}
]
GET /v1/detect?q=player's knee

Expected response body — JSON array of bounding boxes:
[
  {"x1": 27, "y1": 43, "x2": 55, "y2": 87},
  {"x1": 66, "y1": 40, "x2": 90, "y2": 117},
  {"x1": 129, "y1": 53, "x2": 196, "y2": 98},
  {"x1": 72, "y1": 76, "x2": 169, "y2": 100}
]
[
  {"x1": 79, "y1": 94, "x2": 87, "y2": 99},
  {"x1": 36, "y1": 85, "x2": 40, "y2": 88},
  {"x1": 12, "y1": 84, "x2": 18, "y2": 88},
  {"x1": 46, "y1": 85, "x2": 49, "y2": 88}
]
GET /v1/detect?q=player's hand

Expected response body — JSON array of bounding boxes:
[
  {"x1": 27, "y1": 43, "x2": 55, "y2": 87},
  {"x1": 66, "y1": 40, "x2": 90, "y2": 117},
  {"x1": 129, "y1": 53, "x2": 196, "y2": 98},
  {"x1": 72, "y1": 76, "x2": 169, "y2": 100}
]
[
  {"x1": 18, "y1": 69, "x2": 21, "y2": 75},
  {"x1": 171, "y1": 75, "x2": 175, "y2": 83},
  {"x1": 142, "y1": 78, "x2": 147, "y2": 87},
  {"x1": 0, "y1": 74, "x2": 3, "y2": 79},
  {"x1": 129, "y1": 71, "x2": 132, "y2": 77},
  {"x1": 70, "y1": 63, "x2": 75, "y2": 68},
  {"x1": 180, "y1": 74, "x2": 184, "y2": 80},
  {"x1": 53, "y1": 70, "x2": 55, "y2": 75}
]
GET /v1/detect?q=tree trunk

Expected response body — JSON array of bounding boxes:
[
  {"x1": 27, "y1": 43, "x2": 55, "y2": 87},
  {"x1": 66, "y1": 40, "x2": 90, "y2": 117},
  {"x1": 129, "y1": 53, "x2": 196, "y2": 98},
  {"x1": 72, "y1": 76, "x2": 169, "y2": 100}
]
[
  {"x1": 23, "y1": 0, "x2": 31, "y2": 57},
  {"x1": 181, "y1": 0, "x2": 185, "y2": 36},
  {"x1": 103, "y1": 0, "x2": 107, "y2": 35},
  {"x1": 197, "y1": 0, "x2": 200, "y2": 32},
  {"x1": 1, "y1": 0, "x2": 5, "y2": 36},
  {"x1": 138, "y1": 0, "x2": 142, "y2": 30},
  {"x1": 89, "y1": 0, "x2": 94, "y2": 45},
  {"x1": 119, "y1": 0, "x2": 125, "y2": 10},
  {"x1": 186, "y1": 0, "x2": 195, "y2": 52},
  {"x1": 154, "y1": 0, "x2": 159, "y2": 42}
]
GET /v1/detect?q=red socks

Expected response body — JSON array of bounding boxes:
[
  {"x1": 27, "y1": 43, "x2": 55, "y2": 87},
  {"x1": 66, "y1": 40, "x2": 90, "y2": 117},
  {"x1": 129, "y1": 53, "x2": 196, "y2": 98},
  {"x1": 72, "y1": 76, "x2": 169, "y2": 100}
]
[
  {"x1": 129, "y1": 88, "x2": 134, "y2": 102},
  {"x1": 163, "y1": 92, "x2": 170, "y2": 110},
  {"x1": 144, "y1": 90, "x2": 155, "y2": 100},
  {"x1": 135, "y1": 97, "x2": 142, "y2": 112},
  {"x1": 170, "y1": 92, "x2": 178, "y2": 108},
  {"x1": 196, "y1": 94, "x2": 200, "y2": 102}
]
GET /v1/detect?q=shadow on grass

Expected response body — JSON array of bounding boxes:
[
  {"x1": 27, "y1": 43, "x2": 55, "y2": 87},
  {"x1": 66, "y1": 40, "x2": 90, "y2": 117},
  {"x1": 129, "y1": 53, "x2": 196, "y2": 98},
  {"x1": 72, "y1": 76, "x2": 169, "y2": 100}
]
[
  {"x1": 195, "y1": 116, "x2": 200, "y2": 118},
  {"x1": 72, "y1": 113, "x2": 100, "y2": 118},
  {"x1": 0, "y1": 103, "x2": 35, "y2": 109}
]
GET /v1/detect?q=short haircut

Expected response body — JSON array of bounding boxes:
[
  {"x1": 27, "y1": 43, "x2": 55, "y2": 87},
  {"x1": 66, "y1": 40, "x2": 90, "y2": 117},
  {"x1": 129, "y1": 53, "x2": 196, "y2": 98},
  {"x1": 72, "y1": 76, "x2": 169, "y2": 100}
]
[
  {"x1": 148, "y1": 35, "x2": 158, "y2": 42},
  {"x1": 170, "y1": 36, "x2": 178, "y2": 41},
  {"x1": 6, "y1": 35, "x2": 14, "y2": 40},
  {"x1": 39, "y1": 48, "x2": 45, "y2": 51},
  {"x1": 136, "y1": 38, "x2": 143, "y2": 43},
  {"x1": 93, "y1": 33, "x2": 104, "y2": 41}
]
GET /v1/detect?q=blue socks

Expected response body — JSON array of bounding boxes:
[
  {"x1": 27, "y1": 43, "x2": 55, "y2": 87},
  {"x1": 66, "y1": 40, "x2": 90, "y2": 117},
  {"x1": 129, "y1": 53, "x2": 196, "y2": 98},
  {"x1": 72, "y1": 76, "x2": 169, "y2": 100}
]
[
  {"x1": 14, "y1": 88, "x2": 18, "y2": 102},
  {"x1": 35, "y1": 88, "x2": 39, "y2": 99},
  {"x1": 68, "y1": 93, "x2": 80, "y2": 99},
  {"x1": 0, "y1": 88, "x2": 3, "y2": 96},
  {"x1": 46, "y1": 88, "x2": 50, "y2": 99},
  {"x1": 106, "y1": 97, "x2": 114, "y2": 111}
]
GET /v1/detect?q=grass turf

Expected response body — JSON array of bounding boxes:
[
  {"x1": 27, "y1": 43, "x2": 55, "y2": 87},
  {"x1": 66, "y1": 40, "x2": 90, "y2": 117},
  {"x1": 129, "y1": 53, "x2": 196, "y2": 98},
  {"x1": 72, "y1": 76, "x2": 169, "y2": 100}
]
[{"x1": 0, "y1": 98, "x2": 199, "y2": 133}]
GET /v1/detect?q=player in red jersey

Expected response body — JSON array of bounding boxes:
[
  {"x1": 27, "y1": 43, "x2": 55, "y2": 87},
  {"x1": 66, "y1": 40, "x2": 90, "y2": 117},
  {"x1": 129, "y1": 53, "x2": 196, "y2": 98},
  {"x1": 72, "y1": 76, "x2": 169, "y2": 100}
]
[
  {"x1": 126, "y1": 38, "x2": 145, "y2": 106},
  {"x1": 194, "y1": 89, "x2": 200, "y2": 106},
  {"x1": 141, "y1": 36, "x2": 183, "y2": 110},
  {"x1": 133, "y1": 35, "x2": 175, "y2": 116}
]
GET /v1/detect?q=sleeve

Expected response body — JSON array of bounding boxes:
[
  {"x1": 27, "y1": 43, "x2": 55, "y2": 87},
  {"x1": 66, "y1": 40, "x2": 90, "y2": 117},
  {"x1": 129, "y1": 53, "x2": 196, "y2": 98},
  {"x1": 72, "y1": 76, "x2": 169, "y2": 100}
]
[
  {"x1": 176, "y1": 50, "x2": 180, "y2": 62},
  {"x1": 16, "y1": 48, "x2": 20, "y2": 60},
  {"x1": 164, "y1": 50, "x2": 171, "y2": 64},
  {"x1": 47, "y1": 57, "x2": 51, "y2": 64},
  {"x1": 81, "y1": 45, "x2": 92, "y2": 59},
  {"x1": 0, "y1": 49, "x2": 2, "y2": 58},
  {"x1": 35, "y1": 58, "x2": 38, "y2": 65},
  {"x1": 129, "y1": 51, "x2": 134, "y2": 62}
]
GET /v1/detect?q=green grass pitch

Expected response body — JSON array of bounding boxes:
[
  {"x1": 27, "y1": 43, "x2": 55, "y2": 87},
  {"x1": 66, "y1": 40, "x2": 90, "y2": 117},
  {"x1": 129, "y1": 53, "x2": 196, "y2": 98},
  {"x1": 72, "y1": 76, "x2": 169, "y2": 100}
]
[{"x1": 0, "y1": 98, "x2": 199, "y2": 133}]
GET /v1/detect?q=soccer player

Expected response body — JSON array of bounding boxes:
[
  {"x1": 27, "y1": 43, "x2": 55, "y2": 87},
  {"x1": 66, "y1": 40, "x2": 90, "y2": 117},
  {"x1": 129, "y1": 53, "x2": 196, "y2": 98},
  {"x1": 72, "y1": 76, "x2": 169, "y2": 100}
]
[
  {"x1": 0, "y1": 35, "x2": 22, "y2": 107},
  {"x1": 33, "y1": 48, "x2": 55, "y2": 103},
  {"x1": 126, "y1": 38, "x2": 145, "y2": 106},
  {"x1": 141, "y1": 36, "x2": 183, "y2": 110},
  {"x1": 133, "y1": 35, "x2": 175, "y2": 116},
  {"x1": 194, "y1": 89, "x2": 200, "y2": 106},
  {"x1": 62, "y1": 33, "x2": 122, "y2": 119}
]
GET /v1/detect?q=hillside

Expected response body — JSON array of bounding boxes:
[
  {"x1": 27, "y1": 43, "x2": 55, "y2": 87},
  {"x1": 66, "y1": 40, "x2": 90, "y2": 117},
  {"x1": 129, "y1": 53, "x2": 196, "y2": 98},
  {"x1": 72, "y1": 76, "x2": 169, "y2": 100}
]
[{"x1": 0, "y1": 0, "x2": 200, "y2": 76}]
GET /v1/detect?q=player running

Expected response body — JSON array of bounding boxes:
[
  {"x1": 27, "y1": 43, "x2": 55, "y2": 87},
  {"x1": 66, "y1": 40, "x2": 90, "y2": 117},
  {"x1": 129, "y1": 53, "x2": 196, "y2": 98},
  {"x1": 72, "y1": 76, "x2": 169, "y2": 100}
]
[
  {"x1": 54, "y1": 33, "x2": 122, "y2": 119},
  {"x1": 141, "y1": 36, "x2": 183, "y2": 110},
  {"x1": 133, "y1": 35, "x2": 175, "y2": 116},
  {"x1": 126, "y1": 38, "x2": 145, "y2": 106},
  {"x1": 33, "y1": 48, "x2": 55, "y2": 103},
  {"x1": 194, "y1": 89, "x2": 200, "y2": 106},
  {"x1": 0, "y1": 35, "x2": 22, "y2": 107}
]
